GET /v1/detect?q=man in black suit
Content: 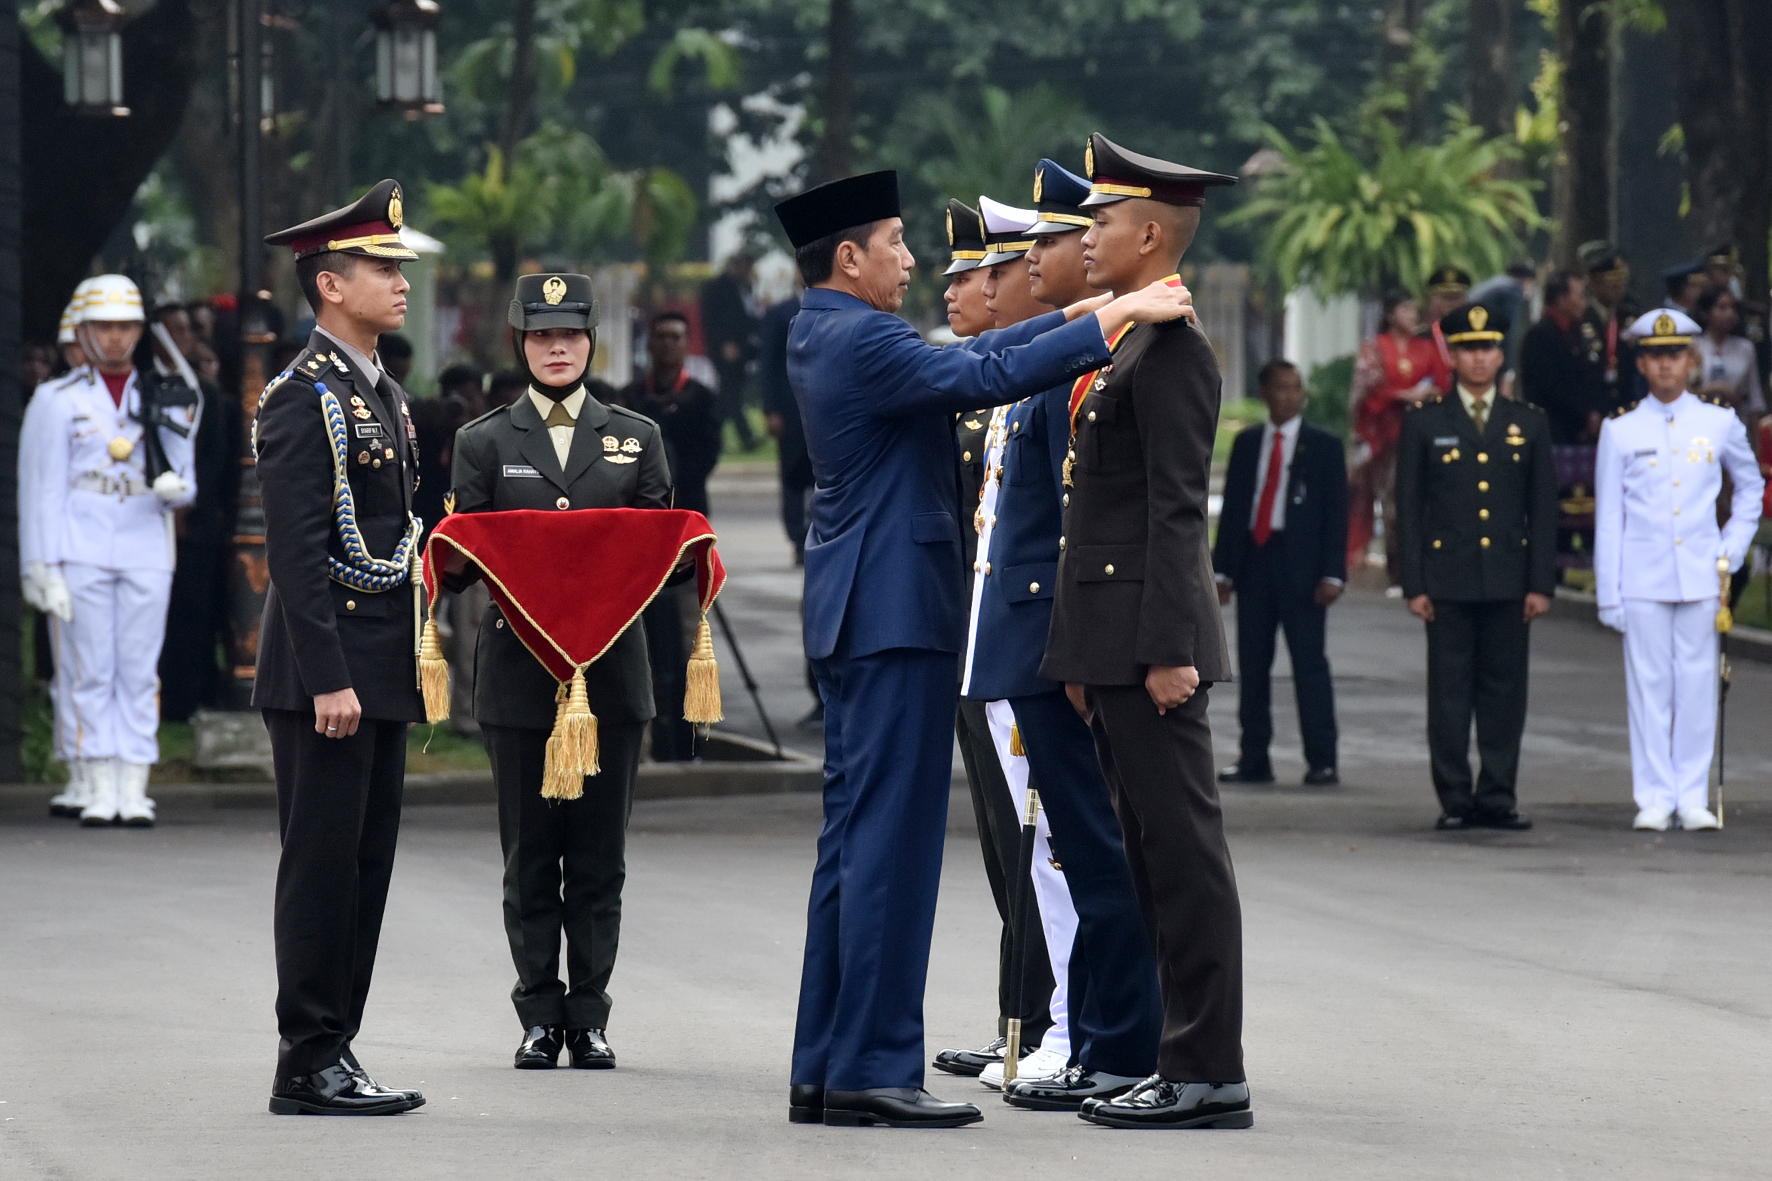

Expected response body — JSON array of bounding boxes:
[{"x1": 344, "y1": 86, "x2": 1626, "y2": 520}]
[
  {"x1": 1041, "y1": 134, "x2": 1250, "y2": 1130},
  {"x1": 255, "y1": 180, "x2": 427, "y2": 1115},
  {"x1": 446, "y1": 273, "x2": 673, "y2": 1071},
  {"x1": 700, "y1": 252, "x2": 758, "y2": 449},
  {"x1": 1214, "y1": 359, "x2": 1347, "y2": 786},
  {"x1": 760, "y1": 287, "x2": 810, "y2": 559},
  {"x1": 1395, "y1": 303, "x2": 1557, "y2": 831},
  {"x1": 1519, "y1": 271, "x2": 1605, "y2": 444}
]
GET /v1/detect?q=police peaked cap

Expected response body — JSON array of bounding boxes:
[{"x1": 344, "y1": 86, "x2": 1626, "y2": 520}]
[
  {"x1": 1440, "y1": 302, "x2": 1509, "y2": 346},
  {"x1": 509, "y1": 273, "x2": 599, "y2": 331},
  {"x1": 774, "y1": 171, "x2": 902, "y2": 249},
  {"x1": 1426, "y1": 265, "x2": 1473, "y2": 295},
  {"x1": 1080, "y1": 133, "x2": 1236, "y2": 208},
  {"x1": 1027, "y1": 159, "x2": 1094, "y2": 234},
  {"x1": 265, "y1": 179, "x2": 418, "y2": 261}
]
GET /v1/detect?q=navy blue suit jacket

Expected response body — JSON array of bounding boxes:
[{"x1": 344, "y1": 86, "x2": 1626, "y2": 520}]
[
  {"x1": 962, "y1": 381, "x2": 1071, "y2": 700},
  {"x1": 1212, "y1": 420, "x2": 1349, "y2": 600},
  {"x1": 790, "y1": 289, "x2": 1111, "y2": 661}
]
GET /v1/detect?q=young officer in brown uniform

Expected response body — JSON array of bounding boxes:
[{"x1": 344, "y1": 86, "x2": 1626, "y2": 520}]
[
  {"x1": 1040, "y1": 134, "x2": 1250, "y2": 1130},
  {"x1": 256, "y1": 180, "x2": 427, "y2": 1115},
  {"x1": 445, "y1": 273, "x2": 673, "y2": 1070}
]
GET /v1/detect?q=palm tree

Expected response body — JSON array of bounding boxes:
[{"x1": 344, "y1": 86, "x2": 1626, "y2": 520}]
[{"x1": 1224, "y1": 116, "x2": 1545, "y2": 297}]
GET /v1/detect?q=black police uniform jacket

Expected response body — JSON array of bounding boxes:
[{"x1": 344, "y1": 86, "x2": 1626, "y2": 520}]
[
  {"x1": 1394, "y1": 392, "x2": 1557, "y2": 602},
  {"x1": 252, "y1": 331, "x2": 425, "y2": 721},
  {"x1": 447, "y1": 389, "x2": 673, "y2": 731},
  {"x1": 1040, "y1": 319, "x2": 1233, "y2": 686}
]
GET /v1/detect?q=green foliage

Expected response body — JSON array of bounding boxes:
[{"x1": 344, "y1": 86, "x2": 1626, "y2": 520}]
[
  {"x1": 1305, "y1": 355, "x2": 1355, "y2": 440},
  {"x1": 425, "y1": 146, "x2": 555, "y2": 279},
  {"x1": 1224, "y1": 117, "x2": 1545, "y2": 298},
  {"x1": 451, "y1": 0, "x2": 648, "y2": 109},
  {"x1": 648, "y1": 28, "x2": 741, "y2": 97}
]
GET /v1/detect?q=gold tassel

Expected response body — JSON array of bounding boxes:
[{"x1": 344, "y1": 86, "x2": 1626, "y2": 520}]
[
  {"x1": 541, "y1": 668, "x2": 599, "y2": 800},
  {"x1": 419, "y1": 618, "x2": 451, "y2": 723},
  {"x1": 683, "y1": 614, "x2": 723, "y2": 724},
  {"x1": 1009, "y1": 724, "x2": 1024, "y2": 757}
]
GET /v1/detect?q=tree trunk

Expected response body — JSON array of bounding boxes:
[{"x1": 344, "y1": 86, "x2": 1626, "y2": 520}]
[
  {"x1": 20, "y1": 0, "x2": 201, "y2": 342},
  {"x1": 813, "y1": 0, "x2": 855, "y2": 183},
  {"x1": 1551, "y1": 0, "x2": 1612, "y2": 268},
  {"x1": 1667, "y1": 0, "x2": 1772, "y2": 305},
  {"x1": 0, "y1": 0, "x2": 24, "y2": 781},
  {"x1": 499, "y1": 0, "x2": 540, "y2": 169},
  {"x1": 1466, "y1": 0, "x2": 1516, "y2": 138}
]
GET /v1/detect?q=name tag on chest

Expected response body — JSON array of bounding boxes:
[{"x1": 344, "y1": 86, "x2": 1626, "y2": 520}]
[
  {"x1": 354, "y1": 422, "x2": 385, "y2": 439},
  {"x1": 1433, "y1": 436, "x2": 1460, "y2": 446},
  {"x1": 1633, "y1": 448, "x2": 1657, "y2": 458},
  {"x1": 502, "y1": 464, "x2": 543, "y2": 479}
]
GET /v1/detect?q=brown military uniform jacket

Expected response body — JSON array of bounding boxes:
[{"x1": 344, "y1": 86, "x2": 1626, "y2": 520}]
[{"x1": 1040, "y1": 318, "x2": 1232, "y2": 686}]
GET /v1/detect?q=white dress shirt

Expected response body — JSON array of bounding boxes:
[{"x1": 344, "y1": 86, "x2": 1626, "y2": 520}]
[
  {"x1": 527, "y1": 385, "x2": 586, "y2": 468},
  {"x1": 1248, "y1": 415, "x2": 1302, "y2": 533}
]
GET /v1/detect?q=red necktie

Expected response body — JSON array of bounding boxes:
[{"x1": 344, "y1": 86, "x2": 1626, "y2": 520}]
[{"x1": 1252, "y1": 430, "x2": 1284, "y2": 547}]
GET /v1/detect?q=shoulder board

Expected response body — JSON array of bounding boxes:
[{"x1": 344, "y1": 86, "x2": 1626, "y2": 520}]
[
  {"x1": 1610, "y1": 399, "x2": 1641, "y2": 418},
  {"x1": 1698, "y1": 392, "x2": 1730, "y2": 408},
  {"x1": 1516, "y1": 399, "x2": 1546, "y2": 415},
  {"x1": 1408, "y1": 394, "x2": 1442, "y2": 410},
  {"x1": 459, "y1": 403, "x2": 509, "y2": 433},
  {"x1": 608, "y1": 404, "x2": 660, "y2": 431},
  {"x1": 263, "y1": 352, "x2": 333, "y2": 397}
]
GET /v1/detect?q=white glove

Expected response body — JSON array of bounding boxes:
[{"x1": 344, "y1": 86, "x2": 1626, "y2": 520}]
[
  {"x1": 1598, "y1": 605, "x2": 1626, "y2": 634},
  {"x1": 24, "y1": 561, "x2": 73, "y2": 622},
  {"x1": 152, "y1": 470, "x2": 191, "y2": 505}
]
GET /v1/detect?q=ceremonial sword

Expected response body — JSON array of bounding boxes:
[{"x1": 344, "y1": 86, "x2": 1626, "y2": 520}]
[
  {"x1": 1003, "y1": 786, "x2": 1041, "y2": 1084},
  {"x1": 1715, "y1": 557, "x2": 1732, "y2": 828}
]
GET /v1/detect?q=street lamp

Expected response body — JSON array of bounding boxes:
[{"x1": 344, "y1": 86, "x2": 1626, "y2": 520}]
[
  {"x1": 59, "y1": 0, "x2": 131, "y2": 117},
  {"x1": 372, "y1": 0, "x2": 445, "y2": 119}
]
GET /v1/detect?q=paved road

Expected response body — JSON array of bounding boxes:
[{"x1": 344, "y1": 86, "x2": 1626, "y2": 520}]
[{"x1": 4, "y1": 471, "x2": 1770, "y2": 1179}]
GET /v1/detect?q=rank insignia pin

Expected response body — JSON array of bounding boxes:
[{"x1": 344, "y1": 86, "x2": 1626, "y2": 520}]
[
  {"x1": 353, "y1": 408, "x2": 373, "y2": 420},
  {"x1": 603, "y1": 436, "x2": 620, "y2": 452},
  {"x1": 621, "y1": 437, "x2": 642, "y2": 454}
]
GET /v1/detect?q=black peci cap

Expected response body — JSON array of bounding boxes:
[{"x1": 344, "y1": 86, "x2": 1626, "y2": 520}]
[
  {"x1": 265, "y1": 179, "x2": 418, "y2": 261},
  {"x1": 774, "y1": 171, "x2": 902, "y2": 249},
  {"x1": 1441, "y1": 302, "x2": 1508, "y2": 346},
  {"x1": 1080, "y1": 133, "x2": 1236, "y2": 208},
  {"x1": 944, "y1": 199, "x2": 988, "y2": 276},
  {"x1": 509, "y1": 273, "x2": 598, "y2": 332}
]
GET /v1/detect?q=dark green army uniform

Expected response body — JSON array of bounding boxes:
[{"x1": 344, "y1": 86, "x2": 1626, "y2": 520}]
[{"x1": 1395, "y1": 305, "x2": 1557, "y2": 824}]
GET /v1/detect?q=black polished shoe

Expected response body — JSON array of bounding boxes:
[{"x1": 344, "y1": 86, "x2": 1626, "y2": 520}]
[
  {"x1": 269, "y1": 1063, "x2": 417, "y2": 1115},
  {"x1": 564, "y1": 1027, "x2": 615, "y2": 1069},
  {"x1": 1078, "y1": 1076, "x2": 1252, "y2": 1129},
  {"x1": 514, "y1": 1025, "x2": 563, "y2": 1069},
  {"x1": 1435, "y1": 812, "x2": 1472, "y2": 831},
  {"x1": 823, "y1": 1088, "x2": 983, "y2": 1128},
  {"x1": 932, "y1": 1034, "x2": 1023, "y2": 1077},
  {"x1": 1217, "y1": 764, "x2": 1275, "y2": 784},
  {"x1": 341, "y1": 1047, "x2": 424, "y2": 1105},
  {"x1": 1303, "y1": 767, "x2": 1340, "y2": 787},
  {"x1": 1004, "y1": 1065, "x2": 1143, "y2": 1111},
  {"x1": 1472, "y1": 809, "x2": 1533, "y2": 831},
  {"x1": 789, "y1": 1084, "x2": 825, "y2": 1124}
]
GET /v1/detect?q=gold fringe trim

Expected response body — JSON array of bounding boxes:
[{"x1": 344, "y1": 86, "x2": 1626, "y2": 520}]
[
  {"x1": 683, "y1": 615, "x2": 723, "y2": 724},
  {"x1": 542, "y1": 668, "x2": 600, "y2": 799},
  {"x1": 1009, "y1": 724, "x2": 1024, "y2": 757},
  {"x1": 420, "y1": 619, "x2": 451, "y2": 723}
]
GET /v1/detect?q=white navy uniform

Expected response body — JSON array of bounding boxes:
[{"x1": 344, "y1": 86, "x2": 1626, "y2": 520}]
[
  {"x1": 960, "y1": 401, "x2": 1079, "y2": 1070},
  {"x1": 1595, "y1": 389, "x2": 1760, "y2": 819},
  {"x1": 20, "y1": 365, "x2": 199, "y2": 806}
]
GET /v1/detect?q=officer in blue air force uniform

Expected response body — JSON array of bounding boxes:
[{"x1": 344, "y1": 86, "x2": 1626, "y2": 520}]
[
  {"x1": 1594, "y1": 308, "x2": 1762, "y2": 832},
  {"x1": 773, "y1": 169, "x2": 1192, "y2": 1129}
]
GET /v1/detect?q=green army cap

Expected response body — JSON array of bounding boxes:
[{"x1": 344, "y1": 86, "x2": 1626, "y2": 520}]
[{"x1": 509, "y1": 273, "x2": 598, "y2": 331}]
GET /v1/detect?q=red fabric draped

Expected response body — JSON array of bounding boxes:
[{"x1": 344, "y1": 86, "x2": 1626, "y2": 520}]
[{"x1": 422, "y1": 508, "x2": 725, "y2": 684}]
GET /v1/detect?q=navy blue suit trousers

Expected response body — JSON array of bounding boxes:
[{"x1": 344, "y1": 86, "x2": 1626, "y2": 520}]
[{"x1": 1235, "y1": 539, "x2": 1338, "y2": 773}]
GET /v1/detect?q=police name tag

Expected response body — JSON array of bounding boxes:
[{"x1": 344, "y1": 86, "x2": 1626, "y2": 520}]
[
  {"x1": 354, "y1": 422, "x2": 384, "y2": 438},
  {"x1": 502, "y1": 464, "x2": 543, "y2": 478},
  {"x1": 1434, "y1": 436, "x2": 1460, "y2": 446},
  {"x1": 1633, "y1": 448, "x2": 1657, "y2": 458}
]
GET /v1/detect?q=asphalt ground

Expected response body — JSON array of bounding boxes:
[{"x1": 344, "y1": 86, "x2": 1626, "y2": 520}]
[{"x1": 3, "y1": 469, "x2": 1770, "y2": 1179}]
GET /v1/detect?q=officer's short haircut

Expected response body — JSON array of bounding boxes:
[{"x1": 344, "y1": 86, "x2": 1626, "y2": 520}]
[
  {"x1": 650, "y1": 310, "x2": 691, "y2": 331},
  {"x1": 1256, "y1": 358, "x2": 1298, "y2": 393},
  {"x1": 295, "y1": 251, "x2": 360, "y2": 312},
  {"x1": 438, "y1": 363, "x2": 483, "y2": 394},
  {"x1": 1543, "y1": 269, "x2": 1582, "y2": 305},
  {"x1": 795, "y1": 221, "x2": 882, "y2": 287}
]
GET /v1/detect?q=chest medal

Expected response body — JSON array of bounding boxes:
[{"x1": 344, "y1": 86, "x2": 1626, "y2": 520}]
[{"x1": 107, "y1": 437, "x2": 134, "y2": 462}]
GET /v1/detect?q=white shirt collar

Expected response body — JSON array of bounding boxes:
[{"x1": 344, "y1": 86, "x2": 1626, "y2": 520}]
[
  {"x1": 527, "y1": 385, "x2": 587, "y2": 422},
  {"x1": 317, "y1": 330, "x2": 384, "y2": 391},
  {"x1": 1265, "y1": 415, "x2": 1302, "y2": 442}
]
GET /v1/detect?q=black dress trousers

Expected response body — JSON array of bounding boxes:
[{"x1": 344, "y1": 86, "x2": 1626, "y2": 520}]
[
  {"x1": 1234, "y1": 537, "x2": 1338, "y2": 775},
  {"x1": 483, "y1": 720, "x2": 646, "y2": 1030},
  {"x1": 954, "y1": 698, "x2": 1053, "y2": 1042},
  {"x1": 1425, "y1": 599, "x2": 1530, "y2": 817},
  {"x1": 1087, "y1": 684, "x2": 1245, "y2": 1084},
  {"x1": 266, "y1": 710, "x2": 408, "y2": 1078}
]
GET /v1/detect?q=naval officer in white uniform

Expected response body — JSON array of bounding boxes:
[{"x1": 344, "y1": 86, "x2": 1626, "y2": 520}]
[
  {"x1": 1594, "y1": 308, "x2": 1761, "y2": 832},
  {"x1": 20, "y1": 274, "x2": 200, "y2": 826}
]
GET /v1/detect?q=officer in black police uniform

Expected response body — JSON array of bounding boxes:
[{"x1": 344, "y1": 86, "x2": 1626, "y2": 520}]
[
  {"x1": 1040, "y1": 134, "x2": 1250, "y2": 1130},
  {"x1": 444, "y1": 273, "x2": 673, "y2": 1071},
  {"x1": 1394, "y1": 303, "x2": 1556, "y2": 831},
  {"x1": 256, "y1": 180, "x2": 427, "y2": 1115}
]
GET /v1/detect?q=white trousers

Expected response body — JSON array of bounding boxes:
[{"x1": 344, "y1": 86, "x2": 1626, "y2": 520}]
[
  {"x1": 52, "y1": 563, "x2": 172, "y2": 765},
  {"x1": 1622, "y1": 598, "x2": 1718, "y2": 813},
  {"x1": 985, "y1": 698, "x2": 1079, "y2": 1060}
]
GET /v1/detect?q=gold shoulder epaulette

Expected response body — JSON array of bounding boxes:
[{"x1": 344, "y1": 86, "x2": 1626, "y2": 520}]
[
  {"x1": 1409, "y1": 394, "x2": 1442, "y2": 410},
  {"x1": 1610, "y1": 399, "x2": 1640, "y2": 418},
  {"x1": 1698, "y1": 391, "x2": 1729, "y2": 408}
]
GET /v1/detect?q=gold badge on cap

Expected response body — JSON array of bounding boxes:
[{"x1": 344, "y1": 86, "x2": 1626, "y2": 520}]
[
  {"x1": 945, "y1": 208, "x2": 955, "y2": 247},
  {"x1": 1469, "y1": 306, "x2": 1489, "y2": 331},
  {"x1": 1033, "y1": 167, "x2": 1045, "y2": 204},
  {"x1": 1655, "y1": 312, "x2": 1676, "y2": 337},
  {"x1": 543, "y1": 276, "x2": 567, "y2": 306},
  {"x1": 388, "y1": 186, "x2": 404, "y2": 229},
  {"x1": 1084, "y1": 138, "x2": 1095, "y2": 177}
]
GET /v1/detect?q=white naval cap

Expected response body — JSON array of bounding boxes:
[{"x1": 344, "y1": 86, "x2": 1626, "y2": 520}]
[
  {"x1": 1625, "y1": 307, "x2": 1700, "y2": 347},
  {"x1": 979, "y1": 195, "x2": 1039, "y2": 266},
  {"x1": 74, "y1": 274, "x2": 145, "y2": 324}
]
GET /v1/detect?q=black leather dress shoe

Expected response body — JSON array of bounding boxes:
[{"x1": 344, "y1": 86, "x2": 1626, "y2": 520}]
[
  {"x1": 823, "y1": 1088, "x2": 983, "y2": 1128},
  {"x1": 269, "y1": 1063, "x2": 417, "y2": 1115},
  {"x1": 1004, "y1": 1066, "x2": 1142, "y2": 1111},
  {"x1": 789, "y1": 1084, "x2": 825, "y2": 1124},
  {"x1": 1078, "y1": 1077, "x2": 1252, "y2": 1129},
  {"x1": 514, "y1": 1025, "x2": 563, "y2": 1069},
  {"x1": 1435, "y1": 812, "x2": 1472, "y2": 831},
  {"x1": 341, "y1": 1048, "x2": 424, "y2": 1105},
  {"x1": 1472, "y1": 809, "x2": 1533, "y2": 830},
  {"x1": 932, "y1": 1034, "x2": 1021, "y2": 1077},
  {"x1": 1217, "y1": 764, "x2": 1275, "y2": 784},
  {"x1": 1303, "y1": 767, "x2": 1339, "y2": 787},
  {"x1": 564, "y1": 1027, "x2": 615, "y2": 1069}
]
